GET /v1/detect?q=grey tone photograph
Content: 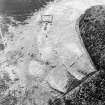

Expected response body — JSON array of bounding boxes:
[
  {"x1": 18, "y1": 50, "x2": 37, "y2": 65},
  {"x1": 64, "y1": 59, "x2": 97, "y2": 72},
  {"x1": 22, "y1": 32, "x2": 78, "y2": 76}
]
[{"x1": 0, "y1": 0, "x2": 105, "y2": 105}]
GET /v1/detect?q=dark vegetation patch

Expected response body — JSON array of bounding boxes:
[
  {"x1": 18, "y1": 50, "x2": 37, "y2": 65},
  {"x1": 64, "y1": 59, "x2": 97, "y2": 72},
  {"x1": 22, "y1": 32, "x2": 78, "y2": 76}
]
[
  {"x1": 0, "y1": 0, "x2": 54, "y2": 22},
  {"x1": 78, "y1": 5, "x2": 105, "y2": 70},
  {"x1": 64, "y1": 70, "x2": 105, "y2": 105}
]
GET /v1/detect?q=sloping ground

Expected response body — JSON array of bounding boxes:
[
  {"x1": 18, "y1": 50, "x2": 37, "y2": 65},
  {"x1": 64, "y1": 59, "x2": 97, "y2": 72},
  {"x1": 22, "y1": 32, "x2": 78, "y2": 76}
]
[
  {"x1": 0, "y1": 0, "x2": 105, "y2": 105},
  {"x1": 0, "y1": 0, "x2": 54, "y2": 21}
]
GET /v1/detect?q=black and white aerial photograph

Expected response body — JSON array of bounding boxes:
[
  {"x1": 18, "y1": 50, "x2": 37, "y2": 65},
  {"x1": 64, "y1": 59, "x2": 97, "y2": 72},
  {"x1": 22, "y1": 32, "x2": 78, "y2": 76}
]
[{"x1": 0, "y1": 0, "x2": 105, "y2": 105}]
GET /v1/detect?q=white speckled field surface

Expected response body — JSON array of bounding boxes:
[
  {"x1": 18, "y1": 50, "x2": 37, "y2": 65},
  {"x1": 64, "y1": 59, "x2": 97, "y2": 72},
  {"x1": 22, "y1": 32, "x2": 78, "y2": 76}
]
[{"x1": 0, "y1": 0, "x2": 105, "y2": 105}]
